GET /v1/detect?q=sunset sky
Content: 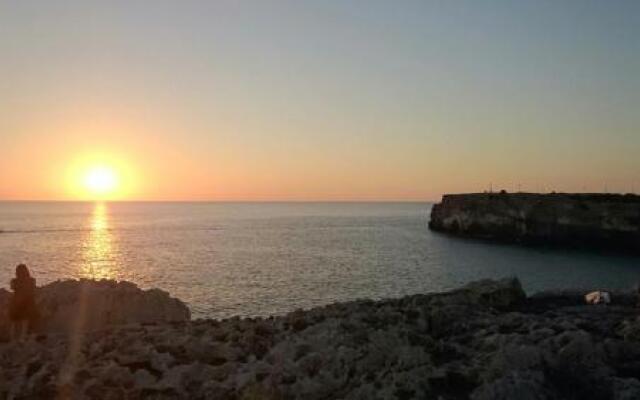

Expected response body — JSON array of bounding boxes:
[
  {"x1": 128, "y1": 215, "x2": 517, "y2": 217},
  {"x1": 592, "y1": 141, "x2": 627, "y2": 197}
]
[{"x1": 1, "y1": 1, "x2": 638, "y2": 201}]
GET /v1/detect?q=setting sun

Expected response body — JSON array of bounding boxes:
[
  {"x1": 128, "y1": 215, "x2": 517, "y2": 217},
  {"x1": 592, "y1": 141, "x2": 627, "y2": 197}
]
[
  {"x1": 84, "y1": 167, "x2": 119, "y2": 196},
  {"x1": 63, "y1": 152, "x2": 138, "y2": 200}
]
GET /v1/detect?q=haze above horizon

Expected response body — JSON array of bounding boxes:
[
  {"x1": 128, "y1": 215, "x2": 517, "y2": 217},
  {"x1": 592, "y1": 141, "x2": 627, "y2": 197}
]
[{"x1": 1, "y1": 1, "x2": 639, "y2": 201}]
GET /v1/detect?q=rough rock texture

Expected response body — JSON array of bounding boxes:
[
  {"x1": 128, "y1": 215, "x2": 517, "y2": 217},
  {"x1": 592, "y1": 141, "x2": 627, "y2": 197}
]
[
  {"x1": 0, "y1": 279, "x2": 190, "y2": 338},
  {"x1": 3, "y1": 277, "x2": 640, "y2": 399},
  {"x1": 429, "y1": 192, "x2": 640, "y2": 251}
]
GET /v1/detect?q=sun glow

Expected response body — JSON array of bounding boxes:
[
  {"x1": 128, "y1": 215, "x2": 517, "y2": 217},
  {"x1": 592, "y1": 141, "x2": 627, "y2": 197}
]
[
  {"x1": 65, "y1": 153, "x2": 138, "y2": 200},
  {"x1": 84, "y1": 167, "x2": 119, "y2": 196}
]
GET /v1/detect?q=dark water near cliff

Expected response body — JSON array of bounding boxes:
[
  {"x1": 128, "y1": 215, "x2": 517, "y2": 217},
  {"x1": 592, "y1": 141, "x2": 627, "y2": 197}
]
[{"x1": 0, "y1": 202, "x2": 638, "y2": 318}]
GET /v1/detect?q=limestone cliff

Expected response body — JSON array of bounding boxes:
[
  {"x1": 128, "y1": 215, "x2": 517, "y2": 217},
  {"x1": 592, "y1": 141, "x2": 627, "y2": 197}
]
[{"x1": 429, "y1": 193, "x2": 640, "y2": 251}]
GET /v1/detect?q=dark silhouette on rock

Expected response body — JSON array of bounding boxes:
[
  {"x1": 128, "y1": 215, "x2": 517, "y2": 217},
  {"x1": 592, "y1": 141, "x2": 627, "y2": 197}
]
[
  {"x1": 0, "y1": 278, "x2": 190, "y2": 339},
  {"x1": 7, "y1": 264, "x2": 38, "y2": 340}
]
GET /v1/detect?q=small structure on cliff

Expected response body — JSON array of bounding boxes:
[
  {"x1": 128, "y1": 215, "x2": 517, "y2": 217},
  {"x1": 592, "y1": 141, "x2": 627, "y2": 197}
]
[{"x1": 429, "y1": 192, "x2": 640, "y2": 252}]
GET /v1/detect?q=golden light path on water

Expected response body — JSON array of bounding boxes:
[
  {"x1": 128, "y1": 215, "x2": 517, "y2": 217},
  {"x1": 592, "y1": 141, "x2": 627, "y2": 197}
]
[
  {"x1": 59, "y1": 202, "x2": 123, "y2": 395},
  {"x1": 80, "y1": 202, "x2": 120, "y2": 280}
]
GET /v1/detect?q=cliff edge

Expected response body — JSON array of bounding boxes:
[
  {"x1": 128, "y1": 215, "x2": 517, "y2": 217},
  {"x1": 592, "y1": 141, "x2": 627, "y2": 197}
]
[
  {"x1": 0, "y1": 279, "x2": 190, "y2": 338},
  {"x1": 429, "y1": 192, "x2": 640, "y2": 251}
]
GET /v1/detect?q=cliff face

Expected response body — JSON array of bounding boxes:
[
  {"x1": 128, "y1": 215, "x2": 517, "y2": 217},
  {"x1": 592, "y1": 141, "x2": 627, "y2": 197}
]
[{"x1": 429, "y1": 193, "x2": 640, "y2": 251}]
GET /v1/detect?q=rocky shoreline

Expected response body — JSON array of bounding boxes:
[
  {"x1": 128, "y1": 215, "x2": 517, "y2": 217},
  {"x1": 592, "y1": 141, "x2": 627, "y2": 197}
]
[
  {"x1": 429, "y1": 193, "x2": 640, "y2": 252},
  {"x1": 0, "y1": 279, "x2": 190, "y2": 338},
  {"x1": 3, "y1": 278, "x2": 640, "y2": 399}
]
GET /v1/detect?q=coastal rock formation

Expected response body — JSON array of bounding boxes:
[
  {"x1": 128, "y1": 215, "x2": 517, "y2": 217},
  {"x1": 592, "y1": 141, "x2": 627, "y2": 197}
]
[
  {"x1": 3, "y1": 277, "x2": 640, "y2": 399},
  {"x1": 0, "y1": 279, "x2": 190, "y2": 337},
  {"x1": 429, "y1": 193, "x2": 640, "y2": 251}
]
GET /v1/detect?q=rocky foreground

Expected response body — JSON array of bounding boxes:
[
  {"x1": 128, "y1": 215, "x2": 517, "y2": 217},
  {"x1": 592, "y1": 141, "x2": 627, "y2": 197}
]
[{"x1": 3, "y1": 279, "x2": 640, "y2": 399}]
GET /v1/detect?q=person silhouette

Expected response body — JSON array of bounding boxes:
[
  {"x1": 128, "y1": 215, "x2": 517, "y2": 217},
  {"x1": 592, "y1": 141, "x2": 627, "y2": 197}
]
[{"x1": 9, "y1": 264, "x2": 38, "y2": 341}]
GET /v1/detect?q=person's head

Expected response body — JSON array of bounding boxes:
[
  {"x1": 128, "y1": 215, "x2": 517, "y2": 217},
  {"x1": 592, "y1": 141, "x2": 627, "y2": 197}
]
[{"x1": 15, "y1": 264, "x2": 30, "y2": 280}]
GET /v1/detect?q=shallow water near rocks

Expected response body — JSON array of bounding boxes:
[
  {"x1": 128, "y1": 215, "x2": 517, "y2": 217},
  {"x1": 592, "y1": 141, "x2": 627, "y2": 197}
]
[{"x1": 0, "y1": 201, "x2": 638, "y2": 318}]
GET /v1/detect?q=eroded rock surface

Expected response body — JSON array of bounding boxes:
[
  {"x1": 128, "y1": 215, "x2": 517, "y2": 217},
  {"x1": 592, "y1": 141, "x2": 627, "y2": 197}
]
[
  {"x1": 0, "y1": 279, "x2": 190, "y2": 337},
  {"x1": 429, "y1": 193, "x2": 640, "y2": 251},
  {"x1": 2, "y1": 277, "x2": 640, "y2": 399}
]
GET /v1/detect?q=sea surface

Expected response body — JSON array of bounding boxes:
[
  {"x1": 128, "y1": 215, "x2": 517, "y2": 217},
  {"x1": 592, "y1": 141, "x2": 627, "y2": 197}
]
[{"x1": 0, "y1": 201, "x2": 638, "y2": 318}]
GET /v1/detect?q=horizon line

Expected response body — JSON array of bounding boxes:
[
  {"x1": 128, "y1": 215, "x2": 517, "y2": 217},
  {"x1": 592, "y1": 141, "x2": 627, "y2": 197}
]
[{"x1": 0, "y1": 198, "x2": 437, "y2": 203}]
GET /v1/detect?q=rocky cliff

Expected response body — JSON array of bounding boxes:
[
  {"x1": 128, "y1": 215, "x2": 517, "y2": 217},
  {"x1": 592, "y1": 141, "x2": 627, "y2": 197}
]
[
  {"x1": 3, "y1": 278, "x2": 640, "y2": 399},
  {"x1": 0, "y1": 279, "x2": 190, "y2": 338},
  {"x1": 429, "y1": 193, "x2": 640, "y2": 251}
]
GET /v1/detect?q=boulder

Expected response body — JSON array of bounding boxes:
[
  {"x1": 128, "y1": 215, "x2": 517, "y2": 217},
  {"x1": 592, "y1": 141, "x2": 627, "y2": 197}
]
[
  {"x1": 612, "y1": 377, "x2": 640, "y2": 400},
  {"x1": 471, "y1": 371, "x2": 553, "y2": 400},
  {"x1": 0, "y1": 279, "x2": 190, "y2": 337},
  {"x1": 431, "y1": 277, "x2": 526, "y2": 310},
  {"x1": 618, "y1": 318, "x2": 640, "y2": 342}
]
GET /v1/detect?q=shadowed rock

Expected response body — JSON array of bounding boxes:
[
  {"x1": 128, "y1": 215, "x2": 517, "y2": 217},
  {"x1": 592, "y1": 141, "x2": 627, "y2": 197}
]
[
  {"x1": 0, "y1": 279, "x2": 190, "y2": 337},
  {"x1": 429, "y1": 192, "x2": 640, "y2": 252},
  {"x1": 2, "y1": 277, "x2": 640, "y2": 399}
]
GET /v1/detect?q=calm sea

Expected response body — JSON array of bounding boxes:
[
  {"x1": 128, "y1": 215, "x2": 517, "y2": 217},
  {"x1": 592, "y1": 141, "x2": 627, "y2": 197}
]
[{"x1": 0, "y1": 202, "x2": 638, "y2": 318}]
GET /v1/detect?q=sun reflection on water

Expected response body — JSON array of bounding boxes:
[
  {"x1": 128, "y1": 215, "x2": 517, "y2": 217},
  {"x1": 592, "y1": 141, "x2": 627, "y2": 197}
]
[{"x1": 80, "y1": 202, "x2": 120, "y2": 279}]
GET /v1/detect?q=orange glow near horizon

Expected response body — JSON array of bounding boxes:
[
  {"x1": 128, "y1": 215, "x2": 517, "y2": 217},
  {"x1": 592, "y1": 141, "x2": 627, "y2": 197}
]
[
  {"x1": 1, "y1": 3, "x2": 639, "y2": 202},
  {"x1": 65, "y1": 153, "x2": 138, "y2": 201},
  {"x1": 1, "y1": 122, "x2": 636, "y2": 201}
]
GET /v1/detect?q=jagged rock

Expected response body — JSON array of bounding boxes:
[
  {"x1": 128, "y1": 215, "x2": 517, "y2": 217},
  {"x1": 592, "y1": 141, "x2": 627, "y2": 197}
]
[
  {"x1": 459, "y1": 277, "x2": 526, "y2": 309},
  {"x1": 0, "y1": 279, "x2": 190, "y2": 336},
  {"x1": 471, "y1": 371, "x2": 553, "y2": 400},
  {"x1": 1, "y1": 277, "x2": 640, "y2": 399},
  {"x1": 133, "y1": 368, "x2": 157, "y2": 389},
  {"x1": 612, "y1": 377, "x2": 640, "y2": 400},
  {"x1": 619, "y1": 317, "x2": 640, "y2": 341},
  {"x1": 150, "y1": 350, "x2": 175, "y2": 373},
  {"x1": 483, "y1": 344, "x2": 545, "y2": 382},
  {"x1": 431, "y1": 277, "x2": 525, "y2": 310}
]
